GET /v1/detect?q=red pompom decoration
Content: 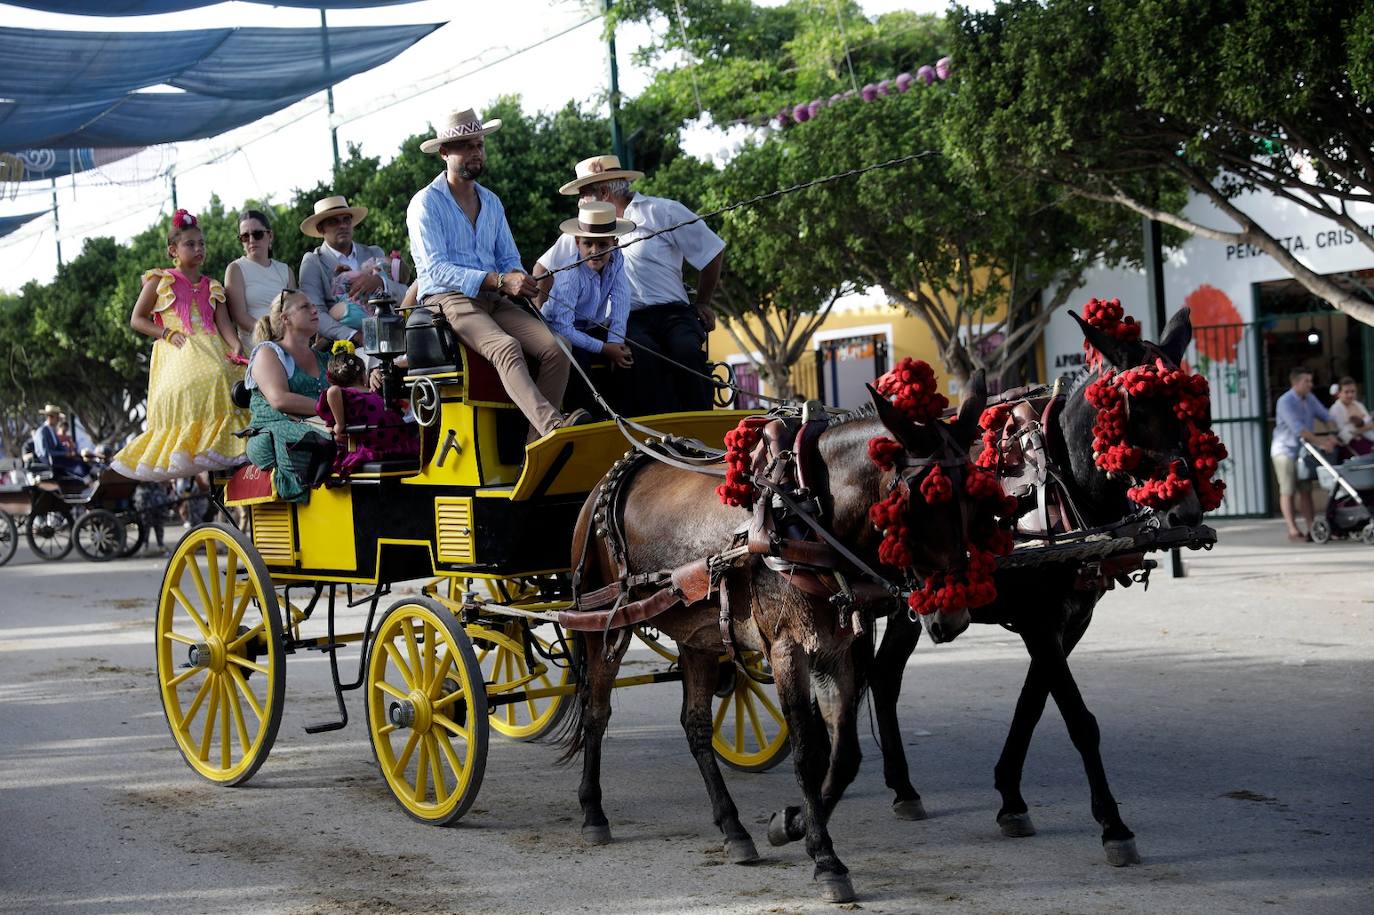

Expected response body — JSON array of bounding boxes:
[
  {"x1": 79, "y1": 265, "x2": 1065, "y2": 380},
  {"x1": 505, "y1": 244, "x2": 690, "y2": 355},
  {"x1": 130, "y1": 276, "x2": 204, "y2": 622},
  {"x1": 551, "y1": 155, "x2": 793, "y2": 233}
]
[
  {"x1": 868, "y1": 436, "x2": 903, "y2": 471},
  {"x1": 874, "y1": 357, "x2": 949, "y2": 424},
  {"x1": 172, "y1": 208, "x2": 198, "y2": 229},
  {"x1": 716, "y1": 417, "x2": 770, "y2": 508},
  {"x1": 1081, "y1": 297, "x2": 1141, "y2": 370}
]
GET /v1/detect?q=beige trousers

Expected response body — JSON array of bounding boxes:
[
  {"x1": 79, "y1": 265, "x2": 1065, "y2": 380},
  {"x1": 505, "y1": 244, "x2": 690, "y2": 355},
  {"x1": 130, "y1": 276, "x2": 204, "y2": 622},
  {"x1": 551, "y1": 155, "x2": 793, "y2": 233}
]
[{"x1": 426, "y1": 291, "x2": 569, "y2": 437}]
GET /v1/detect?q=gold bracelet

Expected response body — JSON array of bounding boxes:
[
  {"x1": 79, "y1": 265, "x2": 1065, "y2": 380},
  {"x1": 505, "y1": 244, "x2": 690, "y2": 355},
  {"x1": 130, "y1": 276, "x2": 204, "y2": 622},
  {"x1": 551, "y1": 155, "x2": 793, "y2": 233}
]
[{"x1": 496, "y1": 272, "x2": 505, "y2": 291}]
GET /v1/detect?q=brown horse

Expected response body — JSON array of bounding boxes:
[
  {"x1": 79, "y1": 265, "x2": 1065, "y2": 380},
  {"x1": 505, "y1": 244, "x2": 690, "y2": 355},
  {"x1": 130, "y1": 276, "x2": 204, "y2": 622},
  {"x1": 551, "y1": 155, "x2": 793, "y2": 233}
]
[{"x1": 561, "y1": 375, "x2": 988, "y2": 903}]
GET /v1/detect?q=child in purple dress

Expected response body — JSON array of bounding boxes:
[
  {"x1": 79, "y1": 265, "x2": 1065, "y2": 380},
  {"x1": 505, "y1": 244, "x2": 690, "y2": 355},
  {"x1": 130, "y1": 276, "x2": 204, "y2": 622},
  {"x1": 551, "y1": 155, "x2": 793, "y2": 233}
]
[{"x1": 316, "y1": 341, "x2": 418, "y2": 477}]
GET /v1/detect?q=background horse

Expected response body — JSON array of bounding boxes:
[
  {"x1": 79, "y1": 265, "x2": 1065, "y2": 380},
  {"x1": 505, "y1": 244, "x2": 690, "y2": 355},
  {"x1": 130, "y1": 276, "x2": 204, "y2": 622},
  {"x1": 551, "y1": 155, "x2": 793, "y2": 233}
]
[
  {"x1": 867, "y1": 308, "x2": 1202, "y2": 867},
  {"x1": 562, "y1": 375, "x2": 987, "y2": 903}
]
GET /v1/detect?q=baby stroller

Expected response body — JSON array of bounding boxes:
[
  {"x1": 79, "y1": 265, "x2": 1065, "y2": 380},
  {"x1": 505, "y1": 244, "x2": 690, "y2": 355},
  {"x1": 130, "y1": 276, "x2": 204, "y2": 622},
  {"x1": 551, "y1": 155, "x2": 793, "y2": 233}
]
[{"x1": 1301, "y1": 441, "x2": 1374, "y2": 544}]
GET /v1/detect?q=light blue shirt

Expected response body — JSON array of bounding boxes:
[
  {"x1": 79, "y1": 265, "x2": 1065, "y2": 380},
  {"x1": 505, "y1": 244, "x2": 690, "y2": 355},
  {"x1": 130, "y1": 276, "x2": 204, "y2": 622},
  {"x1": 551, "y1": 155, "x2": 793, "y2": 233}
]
[
  {"x1": 407, "y1": 173, "x2": 522, "y2": 300},
  {"x1": 1271, "y1": 388, "x2": 1332, "y2": 459},
  {"x1": 541, "y1": 249, "x2": 630, "y2": 354}
]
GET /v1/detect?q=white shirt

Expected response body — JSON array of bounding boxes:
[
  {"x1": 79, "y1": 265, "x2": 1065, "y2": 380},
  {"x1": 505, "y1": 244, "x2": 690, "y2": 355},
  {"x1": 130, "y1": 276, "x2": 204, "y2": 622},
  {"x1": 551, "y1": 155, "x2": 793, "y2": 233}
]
[
  {"x1": 538, "y1": 193, "x2": 724, "y2": 310},
  {"x1": 322, "y1": 241, "x2": 360, "y2": 272},
  {"x1": 1330, "y1": 399, "x2": 1374, "y2": 444}
]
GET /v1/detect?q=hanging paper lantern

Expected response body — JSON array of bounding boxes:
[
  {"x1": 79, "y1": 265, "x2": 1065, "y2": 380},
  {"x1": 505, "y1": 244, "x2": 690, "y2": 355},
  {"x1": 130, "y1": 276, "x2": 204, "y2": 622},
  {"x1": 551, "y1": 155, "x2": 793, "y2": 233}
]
[
  {"x1": 861, "y1": 82, "x2": 878, "y2": 101},
  {"x1": 793, "y1": 103, "x2": 811, "y2": 122},
  {"x1": 808, "y1": 99, "x2": 824, "y2": 118},
  {"x1": 877, "y1": 78, "x2": 891, "y2": 96},
  {"x1": 935, "y1": 56, "x2": 952, "y2": 79},
  {"x1": 917, "y1": 65, "x2": 935, "y2": 85},
  {"x1": 776, "y1": 106, "x2": 792, "y2": 125},
  {"x1": 830, "y1": 93, "x2": 844, "y2": 104},
  {"x1": 895, "y1": 72, "x2": 913, "y2": 92}
]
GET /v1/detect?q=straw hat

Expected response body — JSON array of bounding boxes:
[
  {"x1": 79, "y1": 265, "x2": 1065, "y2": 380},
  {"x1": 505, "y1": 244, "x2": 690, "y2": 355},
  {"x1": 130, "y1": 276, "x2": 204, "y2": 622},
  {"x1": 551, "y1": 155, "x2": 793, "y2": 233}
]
[
  {"x1": 558, "y1": 154, "x2": 645, "y2": 195},
  {"x1": 420, "y1": 108, "x2": 503, "y2": 154},
  {"x1": 559, "y1": 202, "x2": 636, "y2": 239},
  {"x1": 300, "y1": 195, "x2": 369, "y2": 238},
  {"x1": 40, "y1": 404, "x2": 64, "y2": 418}
]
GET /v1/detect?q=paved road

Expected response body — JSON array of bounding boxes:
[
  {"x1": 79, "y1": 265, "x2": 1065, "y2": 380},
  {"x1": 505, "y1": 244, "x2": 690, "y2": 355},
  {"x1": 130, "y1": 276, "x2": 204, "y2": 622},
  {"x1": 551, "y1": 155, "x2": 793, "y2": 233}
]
[{"x1": 0, "y1": 519, "x2": 1370, "y2": 914}]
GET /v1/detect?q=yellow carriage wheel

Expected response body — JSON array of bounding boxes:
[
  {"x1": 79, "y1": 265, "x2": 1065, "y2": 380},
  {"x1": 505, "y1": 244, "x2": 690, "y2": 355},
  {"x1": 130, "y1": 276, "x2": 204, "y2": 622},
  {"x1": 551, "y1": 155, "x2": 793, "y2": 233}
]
[
  {"x1": 366, "y1": 598, "x2": 488, "y2": 826},
  {"x1": 470, "y1": 623, "x2": 571, "y2": 741},
  {"x1": 156, "y1": 523, "x2": 284, "y2": 786},
  {"x1": 712, "y1": 651, "x2": 791, "y2": 772}
]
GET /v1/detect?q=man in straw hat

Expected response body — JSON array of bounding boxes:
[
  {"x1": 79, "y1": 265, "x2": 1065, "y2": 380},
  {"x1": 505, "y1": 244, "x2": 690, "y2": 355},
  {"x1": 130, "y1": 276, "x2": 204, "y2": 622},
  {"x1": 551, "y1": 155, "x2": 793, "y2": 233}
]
[
  {"x1": 408, "y1": 109, "x2": 584, "y2": 436},
  {"x1": 535, "y1": 154, "x2": 725, "y2": 415},
  {"x1": 540, "y1": 201, "x2": 636, "y2": 414},
  {"x1": 300, "y1": 194, "x2": 409, "y2": 344},
  {"x1": 32, "y1": 404, "x2": 87, "y2": 477}
]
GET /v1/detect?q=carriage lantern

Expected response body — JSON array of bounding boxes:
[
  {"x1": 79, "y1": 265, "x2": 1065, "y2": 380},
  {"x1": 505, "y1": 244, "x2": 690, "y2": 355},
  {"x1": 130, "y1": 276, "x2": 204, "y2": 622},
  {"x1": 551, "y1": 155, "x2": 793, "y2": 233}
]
[{"x1": 363, "y1": 291, "x2": 408, "y2": 406}]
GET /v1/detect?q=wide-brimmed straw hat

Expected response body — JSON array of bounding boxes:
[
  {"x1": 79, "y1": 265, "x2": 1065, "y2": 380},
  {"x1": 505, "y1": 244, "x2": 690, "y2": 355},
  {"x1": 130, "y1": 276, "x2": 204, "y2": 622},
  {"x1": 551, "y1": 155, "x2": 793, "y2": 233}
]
[
  {"x1": 558, "y1": 154, "x2": 645, "y2": 195},
  {"x1": 559, "y1": 201, "x2": 636, "y2": 239},
  {"x1": 420, "y1": 108, "x2": 503, "y2": 154},
  {"x1": 300, "y1": 195, "x2": 369, "y2": 238},
  {"x1": 40, "y1": 404, "x2": 64, "y2": 417}
]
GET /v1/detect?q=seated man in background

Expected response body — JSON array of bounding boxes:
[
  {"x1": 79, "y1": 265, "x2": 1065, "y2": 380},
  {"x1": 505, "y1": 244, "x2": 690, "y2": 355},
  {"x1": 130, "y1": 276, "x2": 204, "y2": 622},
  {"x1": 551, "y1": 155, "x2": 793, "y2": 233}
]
[{"x1": 32, "y1": 405, "x2": 88, "y2": 478}]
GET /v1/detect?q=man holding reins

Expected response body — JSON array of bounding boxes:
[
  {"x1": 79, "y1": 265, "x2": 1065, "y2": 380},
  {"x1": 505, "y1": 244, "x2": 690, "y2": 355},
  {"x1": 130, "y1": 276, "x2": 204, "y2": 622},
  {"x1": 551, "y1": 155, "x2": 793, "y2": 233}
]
[{"x1": 407, "y1": 109, "x2": 587, "y2": 437}]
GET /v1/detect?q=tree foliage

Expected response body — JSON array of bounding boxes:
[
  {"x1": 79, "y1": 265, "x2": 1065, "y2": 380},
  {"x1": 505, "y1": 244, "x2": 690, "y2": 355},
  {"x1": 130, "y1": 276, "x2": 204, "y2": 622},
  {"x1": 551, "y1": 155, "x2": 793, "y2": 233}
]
[{"x1": 946, "y1": 0, "x2": 1374, "y2": 325}]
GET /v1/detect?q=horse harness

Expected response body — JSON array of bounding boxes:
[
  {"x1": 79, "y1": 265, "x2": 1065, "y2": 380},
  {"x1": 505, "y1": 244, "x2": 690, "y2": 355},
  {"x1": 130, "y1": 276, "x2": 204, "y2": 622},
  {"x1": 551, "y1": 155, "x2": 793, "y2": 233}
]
[{"x1": 560, "y1": 411, "x2": 916, "y2": 665}]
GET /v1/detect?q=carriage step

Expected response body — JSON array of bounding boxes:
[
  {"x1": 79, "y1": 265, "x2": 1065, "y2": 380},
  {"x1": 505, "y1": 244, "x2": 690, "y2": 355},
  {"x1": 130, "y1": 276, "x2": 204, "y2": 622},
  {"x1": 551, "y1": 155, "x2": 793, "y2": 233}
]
[{"x1": 304, "y1": 717, "x2": 347, "y2": 734}]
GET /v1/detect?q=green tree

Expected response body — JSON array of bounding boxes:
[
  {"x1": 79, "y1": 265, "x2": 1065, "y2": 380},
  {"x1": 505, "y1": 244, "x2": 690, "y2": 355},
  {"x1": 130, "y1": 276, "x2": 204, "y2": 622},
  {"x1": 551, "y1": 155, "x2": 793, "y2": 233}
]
[{"x1": 947, "y1": 0, "x2": 1374, "y2": 325}]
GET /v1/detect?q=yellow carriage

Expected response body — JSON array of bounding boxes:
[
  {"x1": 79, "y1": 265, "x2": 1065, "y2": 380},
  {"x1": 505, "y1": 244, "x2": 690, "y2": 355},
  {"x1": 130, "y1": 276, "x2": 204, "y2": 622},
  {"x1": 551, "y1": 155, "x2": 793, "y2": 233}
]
[{"x1": 154, "y1": 320, "x2": 790, "y2": 825}]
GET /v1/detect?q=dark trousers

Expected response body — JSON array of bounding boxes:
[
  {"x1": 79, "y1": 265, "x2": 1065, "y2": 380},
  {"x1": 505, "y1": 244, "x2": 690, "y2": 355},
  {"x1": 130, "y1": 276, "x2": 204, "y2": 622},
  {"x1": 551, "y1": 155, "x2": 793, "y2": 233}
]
[
  {"x1": 564, "y1": 325, "x2": 618, "y2": 419},
  {"x1": 621, "y1": 303, "x2": 712, "y2": 415}
]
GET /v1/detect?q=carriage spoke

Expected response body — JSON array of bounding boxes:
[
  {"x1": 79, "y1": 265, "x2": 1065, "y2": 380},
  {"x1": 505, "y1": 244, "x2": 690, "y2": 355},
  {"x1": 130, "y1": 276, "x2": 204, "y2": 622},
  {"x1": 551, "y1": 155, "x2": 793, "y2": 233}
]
[
  {"x1": 226, "y1": 654, "x2": 268, "y2": 676},
  {"x1": 204, "y1": 542, "x2": 222, "y2": 632},
  {"x1": 426, "y1": 733, "x2": 447, "y2": 804},
  {"x1": 171, "y1": 587, "x2": 212, "y2": 640},
  {"x1": 227, "y1": 666, "x2": 264, "y2": 722},
  {"x1": 186, "y1": 555, "x2": 217, "y2": 634},
  {"x1": 218, "y1": 549, "x2": 239, "y2": 633},
  {"x1": 414, "y1": 737, "x2": 430, "y2": 803},
  {"x1": 435, "y1": 728, "x2": 464, "y2": 777},
  {"x1": 224, "y1": 590, "x2": 253, "y2": 642},
  {"x1": 164, "y1": 630, "x2": 200, "y2": 648},
  {"x1": 421, "y1": 622, "x2": 435, "y2": 688},
  {"x1": 433, "y1": 710, "x2": 469, "y2": 740},
  {"x1": 228, "y1": 620, "x2": 264, "y2": 651},
  {"x1": 713, "y1": 689, "x2": 732, "y2": 731},
  {"x1": 402, "y1": 621, "x2": 424, "y2": 688},
  {"x1": 734, "y1": 684, "x2": 745, "y2": 752},
  {"x1": 392, "y1": 730, "x2": 420, "y2": 777},
  {"x1": 167, "y1": 664, "x2": 203, "y2": 688},
  {"x1": 179, "y1": 675, "x2": 214, "y2": 732},
  {"x1": 426, "y1": 651, "x2": 454, "y2": 698},
  {"x1": 197, "y1": 679, "x2": 221, "y2": 762},
  {"x1": 226, "y1": 673, "x2": 252, "y2": 753},
  {"x1": 377, "y1": 722, "x2": 398, "y2": 736},
  {"x1": 432, "y1": 685, "x2": 466, "y2": 711},
  {"x1": 383, "y1": 643, "x2": 417, "y2": 690},
  {"x1": 743, "y1": 686, "x2": 767, "y2": 750},
  {"x1": 374, "y1": 679, "x2": 408, "y2": 702},
  {"x1": 218, "y1": 677, "x2": 232, "y2": 769},
  {"x1": 744, "y1": 676, "x2": 785, "y2": 725}
]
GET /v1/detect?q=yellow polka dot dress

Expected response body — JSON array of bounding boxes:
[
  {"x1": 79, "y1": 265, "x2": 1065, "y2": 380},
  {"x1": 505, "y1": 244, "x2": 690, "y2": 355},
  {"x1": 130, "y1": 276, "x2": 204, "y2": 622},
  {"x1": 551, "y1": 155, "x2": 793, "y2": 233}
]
[{"x1": 112, "y1": 269, "x2": 249, "y2": 481}]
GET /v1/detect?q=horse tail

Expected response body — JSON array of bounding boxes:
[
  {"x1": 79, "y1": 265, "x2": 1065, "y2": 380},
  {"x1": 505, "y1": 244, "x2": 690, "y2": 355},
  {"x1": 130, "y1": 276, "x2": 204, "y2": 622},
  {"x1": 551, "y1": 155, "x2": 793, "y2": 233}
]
[{"x1": 554, "y1": 629, "x2": 589, "y2": 764}]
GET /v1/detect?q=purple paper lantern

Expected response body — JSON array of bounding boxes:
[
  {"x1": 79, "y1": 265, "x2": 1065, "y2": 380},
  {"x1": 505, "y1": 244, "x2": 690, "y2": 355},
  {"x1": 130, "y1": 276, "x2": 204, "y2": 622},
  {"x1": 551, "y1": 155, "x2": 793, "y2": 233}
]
[
  {"x1": 777, "y1": 106, "x2": 792, "y2": 125},
  {"x1": 831, "y1": 93, "x2": 844, "y2": 104},
  {"x1": 935, "y1": 56, "x2": 952, "y2": 80},
  {"x1": 808, "y1": 99, "x2": 823, "y2": 118},
  {"x1": 793, "y1": 103, "x2": 811, "y2": 122},
  {"x1": 895, "y1": 72, "x2": 913, "y2": 92},
  {"x1": 878, "y1": 79, "x2": 892, "y2": 96},
  {"x1": 917, "y1": 65, "x2": 935, "y2": 86},
  {"x1": 861, "y1": 82, "x2": 878, "y2": 102}
]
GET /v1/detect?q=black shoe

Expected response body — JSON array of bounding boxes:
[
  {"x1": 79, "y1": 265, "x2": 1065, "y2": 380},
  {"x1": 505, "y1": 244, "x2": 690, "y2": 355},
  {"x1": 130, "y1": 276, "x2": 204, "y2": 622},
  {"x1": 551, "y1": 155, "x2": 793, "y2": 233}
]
[{"x1": 557, "y1": 408, "x2": 594, "y2": 428}]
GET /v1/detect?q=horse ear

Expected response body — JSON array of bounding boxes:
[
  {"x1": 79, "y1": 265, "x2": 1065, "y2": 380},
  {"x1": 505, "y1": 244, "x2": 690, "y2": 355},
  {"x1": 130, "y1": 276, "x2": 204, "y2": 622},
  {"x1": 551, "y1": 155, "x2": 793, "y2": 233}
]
[
  {"x1": 1158, "y1": 307, "x2": 1193, "y2": 366},
  {"x1": 867, "y1": 383, "x2": 936, "y2": 453},
  {"x1": 1069, "y1": 310, "x2": 1135, "y2": 369},
  {"x1": 950, "y1": 370, "x2": 987, "y2": 449}
]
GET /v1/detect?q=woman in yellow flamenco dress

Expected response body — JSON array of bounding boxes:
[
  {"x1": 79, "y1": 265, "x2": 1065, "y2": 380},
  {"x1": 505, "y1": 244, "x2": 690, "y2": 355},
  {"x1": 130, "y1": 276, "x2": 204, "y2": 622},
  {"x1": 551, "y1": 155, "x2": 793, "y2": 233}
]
[{"x1": 112, "y1": 209, "x2": 250, "y2": 481}]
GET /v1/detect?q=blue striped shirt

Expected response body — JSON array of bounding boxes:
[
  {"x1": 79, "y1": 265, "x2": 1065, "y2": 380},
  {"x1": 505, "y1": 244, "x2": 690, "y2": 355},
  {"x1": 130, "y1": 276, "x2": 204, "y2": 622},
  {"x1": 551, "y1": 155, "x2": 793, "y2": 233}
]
[
  {"x1": 541, "y1": 249, "x2": 630, "y2": 354},
  {"x1": 407, "y1": 173, "x2": 523, "y2": 299}
]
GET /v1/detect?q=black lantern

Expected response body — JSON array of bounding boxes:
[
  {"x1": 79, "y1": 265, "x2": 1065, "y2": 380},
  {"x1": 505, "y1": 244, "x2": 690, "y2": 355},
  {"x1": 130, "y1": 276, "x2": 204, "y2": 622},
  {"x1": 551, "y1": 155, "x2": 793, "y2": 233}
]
[{"x1": 363, "y1": 291, "x2": 407, "y2": 406}]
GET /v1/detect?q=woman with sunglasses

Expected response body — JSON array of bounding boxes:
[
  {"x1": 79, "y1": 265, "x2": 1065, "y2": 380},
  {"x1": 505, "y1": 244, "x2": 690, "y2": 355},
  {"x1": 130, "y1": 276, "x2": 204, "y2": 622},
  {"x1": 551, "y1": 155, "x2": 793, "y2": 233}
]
[{"x1": 225, "y1": 208, "x2": 297, "y2": 352}]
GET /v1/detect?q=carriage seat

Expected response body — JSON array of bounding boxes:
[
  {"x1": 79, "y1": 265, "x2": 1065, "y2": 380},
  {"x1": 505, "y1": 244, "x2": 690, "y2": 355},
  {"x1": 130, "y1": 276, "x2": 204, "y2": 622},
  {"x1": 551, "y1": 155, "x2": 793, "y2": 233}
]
[{"x1": 405, "y1": 306, "x2": 519, "y2": 407}]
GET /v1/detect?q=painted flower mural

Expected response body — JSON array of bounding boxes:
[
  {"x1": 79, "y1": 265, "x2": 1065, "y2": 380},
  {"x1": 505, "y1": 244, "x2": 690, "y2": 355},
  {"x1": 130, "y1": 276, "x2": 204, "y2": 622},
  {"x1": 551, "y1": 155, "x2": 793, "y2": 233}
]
[{"x1": 1184, "y1": 284, "x2": 1244, "y2": 368}]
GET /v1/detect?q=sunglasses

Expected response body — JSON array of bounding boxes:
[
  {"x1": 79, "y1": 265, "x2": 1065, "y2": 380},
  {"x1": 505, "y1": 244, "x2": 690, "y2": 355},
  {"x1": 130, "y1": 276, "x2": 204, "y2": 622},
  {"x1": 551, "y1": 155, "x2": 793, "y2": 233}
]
[{"x1": 239, "y1": 229, "x2": 270, "y2": 243}]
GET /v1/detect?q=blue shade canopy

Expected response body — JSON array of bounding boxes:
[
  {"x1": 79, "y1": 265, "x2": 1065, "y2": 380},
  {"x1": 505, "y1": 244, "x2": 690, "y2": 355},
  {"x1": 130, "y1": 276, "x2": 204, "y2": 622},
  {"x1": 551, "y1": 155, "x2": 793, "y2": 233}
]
[
  {"x1": 0, "y1": 147, "x2": 144, "y2": 183},
  {"x1": 0, "y1": 22, "x2": 441, "y2": 150},
  {"x1": 7, "y1": 1, "x2": 421, "y2": 13},
  {"x1": 0, "y1": 211, "x2": 47, "y2": 240}
]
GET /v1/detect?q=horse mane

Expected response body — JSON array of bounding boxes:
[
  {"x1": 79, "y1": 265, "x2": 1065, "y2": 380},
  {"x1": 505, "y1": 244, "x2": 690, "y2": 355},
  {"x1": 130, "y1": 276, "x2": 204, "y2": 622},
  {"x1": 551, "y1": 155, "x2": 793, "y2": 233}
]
[{"x1": 826, "y1": 403, "x2": 877, "y2": 427}]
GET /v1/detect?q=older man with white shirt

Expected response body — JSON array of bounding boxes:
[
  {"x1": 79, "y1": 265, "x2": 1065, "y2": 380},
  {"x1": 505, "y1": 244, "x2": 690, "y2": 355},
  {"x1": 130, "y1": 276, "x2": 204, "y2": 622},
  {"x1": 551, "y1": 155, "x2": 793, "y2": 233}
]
[{"x1": 536, "y1": 155, "x2": 725, "y2": 415}]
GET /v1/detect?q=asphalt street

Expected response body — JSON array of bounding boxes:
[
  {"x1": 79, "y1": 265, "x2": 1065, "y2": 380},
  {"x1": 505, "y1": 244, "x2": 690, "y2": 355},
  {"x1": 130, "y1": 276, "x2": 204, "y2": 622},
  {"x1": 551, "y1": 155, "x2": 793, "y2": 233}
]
[{"x1": 0, "y1": 518, "x2": 1370, "y2": 914}]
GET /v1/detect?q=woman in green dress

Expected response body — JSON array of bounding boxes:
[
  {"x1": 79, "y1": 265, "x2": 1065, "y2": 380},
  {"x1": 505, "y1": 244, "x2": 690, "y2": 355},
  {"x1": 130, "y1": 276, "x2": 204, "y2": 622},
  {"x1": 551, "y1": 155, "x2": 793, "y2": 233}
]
[{"x1": 245, "y1": 290, "x2": 331, "y2": 502}]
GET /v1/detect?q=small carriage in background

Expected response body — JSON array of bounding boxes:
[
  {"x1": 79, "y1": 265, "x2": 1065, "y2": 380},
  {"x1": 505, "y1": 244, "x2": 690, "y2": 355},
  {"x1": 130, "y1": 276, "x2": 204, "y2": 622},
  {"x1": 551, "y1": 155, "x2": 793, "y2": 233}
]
[
  {"x1": 155, "y1": 306, "x2": 789, "y2": 824},
  {"x1": 13, "y1": 464, "x2": 147, "y2": 563}
]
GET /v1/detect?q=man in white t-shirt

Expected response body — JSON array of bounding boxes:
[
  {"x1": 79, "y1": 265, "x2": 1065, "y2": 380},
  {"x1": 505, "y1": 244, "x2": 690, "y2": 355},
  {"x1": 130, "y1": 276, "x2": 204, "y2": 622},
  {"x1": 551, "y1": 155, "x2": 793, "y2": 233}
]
[{"x1": 535, "y1": 155, "x2": 725, "y2": 415}]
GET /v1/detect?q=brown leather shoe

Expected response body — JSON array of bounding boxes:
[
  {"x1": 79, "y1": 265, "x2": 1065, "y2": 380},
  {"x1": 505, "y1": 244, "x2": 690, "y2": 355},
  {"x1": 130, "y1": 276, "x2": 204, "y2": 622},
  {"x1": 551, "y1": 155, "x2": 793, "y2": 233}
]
[{"x1": 555, "y1": 408, "x2": 594, "y2": 429}]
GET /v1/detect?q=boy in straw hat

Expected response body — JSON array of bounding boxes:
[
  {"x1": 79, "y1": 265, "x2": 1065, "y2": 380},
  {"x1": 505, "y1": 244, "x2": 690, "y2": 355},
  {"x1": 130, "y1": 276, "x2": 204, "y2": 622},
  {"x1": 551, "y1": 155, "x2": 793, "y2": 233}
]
[
  {"x1": 535, "y1": 154, "x2": 725, "y2": 416},
  {"x1": 299, "y1": 194, "x2": 409, "y2": 345},
  {"x1": 407, "y1": 109, "x2": 585, "y2": 436},
  {"x1": 540, "y1": 201, "x2": 637, "y2": 414}
]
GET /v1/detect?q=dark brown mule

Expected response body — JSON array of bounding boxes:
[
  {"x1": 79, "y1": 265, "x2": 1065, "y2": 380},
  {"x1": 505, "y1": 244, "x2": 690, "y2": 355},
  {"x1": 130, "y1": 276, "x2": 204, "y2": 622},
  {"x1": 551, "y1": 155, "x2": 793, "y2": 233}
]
[
  {"x1": 561, "y1": 376, "x2": 988, "y2": 903},
  {"x1": 867, "y1": 309, "x2": 1202, "y2": 866}
]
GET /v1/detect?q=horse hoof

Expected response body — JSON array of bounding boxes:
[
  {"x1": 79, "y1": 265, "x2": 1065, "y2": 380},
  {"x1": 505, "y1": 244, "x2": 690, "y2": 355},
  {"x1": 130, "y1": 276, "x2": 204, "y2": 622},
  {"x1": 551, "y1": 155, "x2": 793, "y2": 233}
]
[
  {"x1": 815, "y1": 873, "x2": 856, "y2": 904},
  {"x1": 581, "y1": 824, "x2": 612, "y2": 846},
  {"x1": 997, "y1": 812, "x2": 1036, "y2": 838},
  {"x1": 767, "y1": 811, "x2": 794, "y2": 847},
  {"x1": 726, "y1": 836, "x2": 760, "y2": 864},
  {"x1": 1104, "y1": 838, "x2": 1141, "y2": 866},
  {"x1": 892, "y1": 798, "x2": 928, "y2": 821}
]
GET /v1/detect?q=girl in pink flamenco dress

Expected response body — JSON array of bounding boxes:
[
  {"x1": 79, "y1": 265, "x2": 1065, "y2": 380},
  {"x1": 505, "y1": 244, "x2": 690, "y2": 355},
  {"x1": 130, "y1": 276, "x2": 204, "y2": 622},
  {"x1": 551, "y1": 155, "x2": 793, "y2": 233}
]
[{"x1": 315, "y1": 341, "x2": 418, "y2": 477}]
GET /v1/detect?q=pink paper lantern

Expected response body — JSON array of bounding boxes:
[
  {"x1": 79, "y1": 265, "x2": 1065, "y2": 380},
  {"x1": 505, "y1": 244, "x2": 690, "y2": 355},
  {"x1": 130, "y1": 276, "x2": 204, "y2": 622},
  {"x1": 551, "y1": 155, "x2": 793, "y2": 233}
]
[
  {"x1": 917, "y1": 65, "x2": 935, "y2": 86},
  {"x1": 895, "y1": 72, "x2": 913, "y2": 92},
  {"x1": 861, "y1": 83, "x2": 878, "y2": 102},
  {"x1": 877, "y1": 79, "x2": 891, "y2": 96},
  {"x1": 793, "y1": 103, "x2": 811, "y2": 122},
  {"x1": 808, "y1": 99, "x2": 823, "y2": 118},
  {"x1": 935, "y1": 56, "x2": 952, "y2": 80}
]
